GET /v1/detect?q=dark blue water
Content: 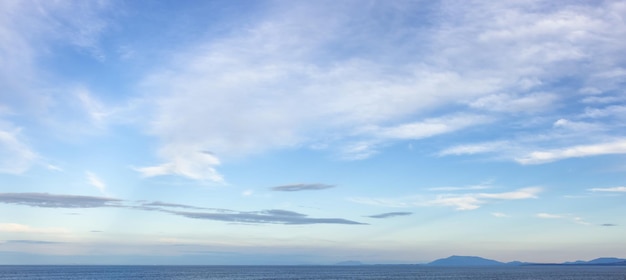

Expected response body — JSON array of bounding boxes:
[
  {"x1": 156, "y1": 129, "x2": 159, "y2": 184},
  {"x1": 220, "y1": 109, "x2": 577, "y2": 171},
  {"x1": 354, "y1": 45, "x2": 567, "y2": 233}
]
[{"x1": 1, "y1": 265, "x2": 625, "y2": 279}]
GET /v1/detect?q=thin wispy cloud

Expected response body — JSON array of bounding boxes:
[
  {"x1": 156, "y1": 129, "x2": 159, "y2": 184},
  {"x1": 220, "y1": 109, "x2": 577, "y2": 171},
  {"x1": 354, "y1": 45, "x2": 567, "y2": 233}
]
[
  {"x1": 139, "y1": 201, "x2": 208, "y2": 210},
  {"x1": 167, "y1": 209, "x2": 366, "y2": 225},
  {"x1": 0, "y1": 192, "x2": 363, "y2": 226},
  {"x1": 537, "y1": 213, "x2": 590, "y2": 225},
  {"x1": 351, "y1": 187, "x2": 541, "y2": 211},
  {"x1": 427, "y1": 187, "x2": 541, "y2": 210},
  {"x1": 537, "y1": 213, "x2": 563, "y2": 219},
  {"x1": 438, "y1": 141, "x2": 511, "y2": 157},
  {"x1": 0, "y1": 193, "x2": 121, "y2": 208},
  {"x1": 86, "y1": 171, "x2": 107, "y2": 194},
  {"x1": 588, "y1": 186, "x2": 626, "y2": 193},
  {"x1": 135, "y1": 150, "x2": 223, "y2": 182},
  {"x1": 0, "y1": 127, "x2": 38, "y2": 174},
  {"x1": 428, "y1": 184, "x2": 491, "y2": 192},
  {"x1": 271, "y1": 184, "x2": 335, "y2": 192},
  {"x1": 491, "y1": 212, "x2": 509, "y2": 218},
  {"x1": 139, "y1": 0, "x2": 624, "y2": 176},
  {"x1": 366, "y1": 212, "x2": 413, "y2": 219},
  {"x1": 516, "y1": 140, "x2": 626, "y2": 165}
]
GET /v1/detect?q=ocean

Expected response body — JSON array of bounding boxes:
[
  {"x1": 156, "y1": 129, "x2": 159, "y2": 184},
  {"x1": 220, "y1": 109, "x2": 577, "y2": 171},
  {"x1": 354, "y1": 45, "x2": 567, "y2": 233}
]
[{"x1": 1, "y1": 265, "x2": 625, "y2": 279}]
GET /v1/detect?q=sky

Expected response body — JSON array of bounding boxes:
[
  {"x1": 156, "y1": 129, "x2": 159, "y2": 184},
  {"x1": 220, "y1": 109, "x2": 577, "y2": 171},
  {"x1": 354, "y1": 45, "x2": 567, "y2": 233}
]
[{"x1": 1, "y1": 0, "x2": 626, "y2": 265}]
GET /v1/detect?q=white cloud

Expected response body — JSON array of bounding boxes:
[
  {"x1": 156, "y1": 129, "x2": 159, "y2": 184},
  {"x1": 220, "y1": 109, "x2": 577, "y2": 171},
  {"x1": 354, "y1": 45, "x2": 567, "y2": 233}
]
[
  {"x1": 428, "y1": 185, "x2": 491, "y2": 191},
  {"x1": 583, "y1": 105, "x2": 626, "y2": 119},
  {"x1": 0, "y1": 1, "x2": 115, "y2": 113},
  {"x1": 537, "y1": 213, "x2": 563, "y2": 219},
  {"x1": 468, "y1": 92, "x2": 558, "y2": 113},
  {"x1": 76, "y1": 87, "x2": 110, "y2": 124},
  {"x1": 350, "y1": 187, "x2": 541, "y2": 211},
  {"x1": 375, "y1": 114, "x2": 492, "y2": 140},
  {"x1": 588, "y1": 186, "x2": 626, "y2": 193},
  {"x1": 478, "y1": 187, "x2": 541, "y2": 200},
  {"x1": 428, "y1": 195, "x2": 483, "y2": 211},
  {"x1": 438, "y1": 141, "x2": 510, "y2": 156},
  {"x1": 86, "y1": 171, "x2": 106, "y2": 194},
  {"x1": 136, "y1": 148, "x2": 223, "y2": 182},
  {"x1": 428, "y1": 187, "x2": 541, "y2": 211},
  {"x1": 491, "y1": 212, "x2": 509, "y2": 218},
  {"x1": 0, "y1": 126, "x2": 38, "y2": 174},
  {"x1": 536, "y1": 213, "x2": 591, "y2": 225},
  {"x1": 132, "y1": 0, "x2": 626, "y2": 180},
  {"x1": 581, "y1": 95, "x2": 625, "y2": 104},
  {"x1": 516, "y1": 140, "x2": 626, "y2": 164},
  {"x1": 551, "y1": 119, "x2": 607, "y2": 135},
  {"x1": 338, "y1": 141, "x2": 379, "y2": 161}
]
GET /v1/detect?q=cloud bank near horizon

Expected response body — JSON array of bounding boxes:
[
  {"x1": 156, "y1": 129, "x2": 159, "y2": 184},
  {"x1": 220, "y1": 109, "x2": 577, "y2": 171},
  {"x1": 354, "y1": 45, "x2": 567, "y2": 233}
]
[{"x1": 0, "y1": 192, "x2": 364, "y2": 226}]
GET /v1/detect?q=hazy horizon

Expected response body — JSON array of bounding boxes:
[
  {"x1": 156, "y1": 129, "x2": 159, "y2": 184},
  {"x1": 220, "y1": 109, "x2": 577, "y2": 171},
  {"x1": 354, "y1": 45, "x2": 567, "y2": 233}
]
[{"x1": 1, "y1": 0, "x2": 625, "y2": 265}]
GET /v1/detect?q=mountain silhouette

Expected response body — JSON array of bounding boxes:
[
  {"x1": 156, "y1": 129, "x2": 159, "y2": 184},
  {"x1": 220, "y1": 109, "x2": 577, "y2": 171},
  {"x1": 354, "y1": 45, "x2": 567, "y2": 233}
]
[{"x1": 428, "y1": 255, "x2": 504, "y2": 266}]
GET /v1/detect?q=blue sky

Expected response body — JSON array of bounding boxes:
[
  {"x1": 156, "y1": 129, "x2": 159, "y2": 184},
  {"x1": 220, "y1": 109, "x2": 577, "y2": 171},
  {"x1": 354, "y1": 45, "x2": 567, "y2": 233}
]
[{"x1": 1, "y1": 0, "x2": 625, "y2": 265}]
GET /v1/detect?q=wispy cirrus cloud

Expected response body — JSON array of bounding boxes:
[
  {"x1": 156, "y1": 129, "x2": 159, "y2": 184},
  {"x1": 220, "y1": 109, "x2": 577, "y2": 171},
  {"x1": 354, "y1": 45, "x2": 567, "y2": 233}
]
[
  {"x1": 271, "y1": 183, "x2": 335, "y2": 192},
  {"x1": 137, "y1": 0, "x2": 626, "y2": 180},
  {"x1": 0, "y1": 126, "x2": 38, "y2": 174},
  {"x1": 135, "y1": 149, "x2": 223, "y2": 182},
  {"x1": 588, "y1": 186, "x2": 626, "y2": 193},
  {"x1": 351, "y1": 187, "x2": 541, "y2": 211},
  {"x1": 426, "y1": 187, "x2": 542, "y2": 210},
  {"x1": 516, "y1": 140, "x2": 626, "y2": 165},
  {"x1": 438, "y1": 141, "x2": 511, "y2": 157},
  {"x1": 491, "y1": 212, "x2": 509, "y2": 218},
  {"x1": 536, "y1": 213, "x2": 590, "y2": 225},
  {"x1": 86, "y1": 171, "x2": 106, "y2": 194}
]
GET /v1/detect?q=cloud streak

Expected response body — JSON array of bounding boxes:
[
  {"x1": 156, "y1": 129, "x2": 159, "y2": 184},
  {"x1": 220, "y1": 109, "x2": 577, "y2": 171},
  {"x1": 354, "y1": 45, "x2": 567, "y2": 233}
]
[
  {"x1": 351, "y1": 187, "x2": 541, "y2": 211},
  {"x1": 86, "y1": 171, "x2": 106, "y2": 194},
  {"x1": 167, "y1": 209, "x2": 366, "y2": 225},
  {"x1": 0, "y1": 127, "x2": 38, "y2": 174},
  {"x1": 271, "y1": 184, "x2": 335, "y2": 192},
  {"x1": 0, "y1": 193, "x2": 121, "y2": 208},
  {"x1": 0, "y1": 193, "x2": 364, "y2": 226},
  {"x1": 516, "y1": 140, "x2": 626, "y2": 165},
  {"x1": 366, "y1": 212, "x2": 413, "y2": 219},
  {"x1": 588, "y1": 186, "x2": 626, "y2": 193},
  {"x1": 537, "y1": 213, "x2": 590, "y2": 225}
]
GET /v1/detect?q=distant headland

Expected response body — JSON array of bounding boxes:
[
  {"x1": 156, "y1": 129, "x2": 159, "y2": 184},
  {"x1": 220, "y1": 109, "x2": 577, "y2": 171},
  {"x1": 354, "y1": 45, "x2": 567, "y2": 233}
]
[{"x1": 335, "y1": 255, "x2": 626, "y2": 266}]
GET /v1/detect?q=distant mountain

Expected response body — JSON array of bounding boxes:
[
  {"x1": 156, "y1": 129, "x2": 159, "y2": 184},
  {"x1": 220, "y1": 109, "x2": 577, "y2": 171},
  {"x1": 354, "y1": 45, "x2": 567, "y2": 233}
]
[
  {"x1": 427, "y1": 255, "x2": 626, "y2": 266},
  {"x1": 335, "y1": 260, "x2": 364, "y2": 266},
  {"x1": 428, "y1": 255, "x2": 504, "y2": 266},
  {"x1": 587, "y1": 257, "x2": 626, "y2": 264},
  {"x1": 563, "y1": 257, "x2": 626, "y2": 266}
]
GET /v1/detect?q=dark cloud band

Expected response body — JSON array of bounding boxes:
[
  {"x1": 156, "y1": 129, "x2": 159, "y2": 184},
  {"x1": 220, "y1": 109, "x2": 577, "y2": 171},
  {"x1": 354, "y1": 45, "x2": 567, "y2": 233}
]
[
  {"x1": 0, "y1": 193, "x2": 121, "y2": 208},
  {"x1": 0, "y1": 192, "x2": 364, "y2": 226}
]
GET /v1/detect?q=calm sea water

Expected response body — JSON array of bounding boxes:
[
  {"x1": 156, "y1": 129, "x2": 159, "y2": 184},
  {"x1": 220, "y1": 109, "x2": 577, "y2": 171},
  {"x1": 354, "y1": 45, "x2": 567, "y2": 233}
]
[{"x1": 1, "y1": 265, "x2": 625, "y2": 279}]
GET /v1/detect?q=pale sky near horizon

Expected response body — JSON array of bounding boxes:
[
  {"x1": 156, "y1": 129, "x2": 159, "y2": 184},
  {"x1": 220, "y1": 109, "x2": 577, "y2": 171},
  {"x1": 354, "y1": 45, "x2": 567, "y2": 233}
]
[{"x1": 1, "y1": 0, "x2": 626, "y2": 265}]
